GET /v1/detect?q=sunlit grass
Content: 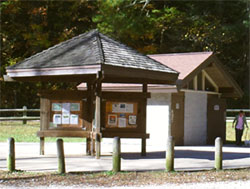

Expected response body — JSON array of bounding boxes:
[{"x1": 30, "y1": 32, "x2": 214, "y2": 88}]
[
  {"x1": 226, "y1": 122, "x2": 250, "y2": 142},
  {"x1": 0, "y1": 121, "x2": 85, "y2": 142},
  {"x1": 0, "y1": 121, "x2": 249, "y2": 143}
]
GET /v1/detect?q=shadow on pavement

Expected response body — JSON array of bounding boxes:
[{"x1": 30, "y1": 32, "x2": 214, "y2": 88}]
[{"x1": 121, "y1": 150, "x2": 250, "y2": 160}]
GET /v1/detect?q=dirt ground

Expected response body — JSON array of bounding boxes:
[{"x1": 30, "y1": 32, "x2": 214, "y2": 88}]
[{"x1": 1, "y1": 168, "x2": 250, "y2": 188}]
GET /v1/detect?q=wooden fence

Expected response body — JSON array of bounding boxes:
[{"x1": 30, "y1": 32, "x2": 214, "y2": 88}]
[
  {"x1": 0, "y1": 106, "x2": 40, "y2": 124},
  {"x1": 0, "y1": 107, "x2": 249, "y2": 124},
  {"x1": 226, "y1": 109, "x2": 250, "y2": 121}
]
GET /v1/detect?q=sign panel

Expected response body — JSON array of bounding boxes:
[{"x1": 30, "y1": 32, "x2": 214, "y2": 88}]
[
  {"x1": 108, "y1": 114, "x2": 117, "y2": 126},
  {"x1": 70, "y1": 114, "x2": 79, "y2": 125},
  {"x1": 70, "y1": 103, "x2": 80, "y2": 111},
  {"x1": 53, "y1": 114, "x2": 62, "y2": 124},
  {"x1": 62, "y1": 103, "x2": 70, "y2": 113},
  {"x1": 106, "y1": 101, "x2": 138, "y2": 128},
  {"x1": 62, "y1": 113, "x2": 70, "y2": 124},
  {"x1": 52, "y1": 103, "x2": 62, "y2": 111}
]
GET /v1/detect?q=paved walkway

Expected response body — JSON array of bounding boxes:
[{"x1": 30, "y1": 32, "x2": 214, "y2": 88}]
[{"x1": 0, "y1": 141, "x2": 249, "y2": 172}]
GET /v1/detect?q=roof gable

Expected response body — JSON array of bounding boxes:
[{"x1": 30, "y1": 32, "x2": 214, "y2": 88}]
[
  {"x1": 148, "y1": 52, "x2": 213, "y2": 80},
  {"x1": 149, "y1": 52, "x2": 243, "y2": 98}
]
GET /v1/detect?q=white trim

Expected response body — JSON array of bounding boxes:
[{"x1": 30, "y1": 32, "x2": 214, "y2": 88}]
[
  {"x1": 202, "y1": 70, "x2": 219, "y2": 92},
  {"x1": 6, "y1": 65, "x2": 101, "y2": 77},
  {"x1": 193, "y1": 75, "x2": 198, "y2": 90},
  {"x1": 78, "y1": 85, "x2": 178, "y2": 93},
  {"x1": 181, "y1": 89, "x2": 220, "y2": 95},
  {"x1": 202, "y1": 71, "x2": 205, "y2": 91}
]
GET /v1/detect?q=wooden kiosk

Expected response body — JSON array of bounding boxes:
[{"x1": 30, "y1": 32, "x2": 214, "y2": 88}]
[
  {"x1": 5, "y1": 30, "x2": 179, "y2": 157},
  {"x1": 37, "y1": 89, "x2": 150, "y2": 156}
]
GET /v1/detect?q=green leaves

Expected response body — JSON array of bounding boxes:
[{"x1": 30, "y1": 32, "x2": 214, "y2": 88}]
[{"x1": 1, "y1": 0, "x2": 249, "y2": 108}]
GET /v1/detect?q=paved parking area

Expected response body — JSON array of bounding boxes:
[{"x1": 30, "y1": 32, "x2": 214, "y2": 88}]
[{"x1": 0, "y1": 141, "x2": 249, "y2": 172}]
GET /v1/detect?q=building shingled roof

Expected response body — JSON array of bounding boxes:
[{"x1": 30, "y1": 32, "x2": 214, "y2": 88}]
[
  {"x1": 148, "y1": 52, "x2": 213, "y2": 80},
  {"x1": 8, "y1": 30, "x2": 178, "y2": 74}
]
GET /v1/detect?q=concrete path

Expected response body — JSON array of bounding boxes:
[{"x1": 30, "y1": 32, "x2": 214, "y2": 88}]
[{"x1": 0, "y1": 141, "x2": 249, "y2": 172}]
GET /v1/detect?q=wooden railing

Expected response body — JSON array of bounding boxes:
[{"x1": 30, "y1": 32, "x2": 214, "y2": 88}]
[
  {"x1": 226, "y1": 109, "x2": 250, "y2": 121},
  {"x1": 0, "y1": 106, "x2": 40, "y2": 124},
  {"x1": 0, "y1": 107, "x2": 249, "y2": 124}
]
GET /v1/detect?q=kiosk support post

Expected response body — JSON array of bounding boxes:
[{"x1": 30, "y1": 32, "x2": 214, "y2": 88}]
[
  {"x1": 141, "y1": 83, "x2": 148, "y2": 156},
  {"x1": 95, "y1": 95, "x2": 101, "y2": 159},
  {"x1": 87, "y1": 82, "x2": 94, "y2": 155},
  {"x1": 95, "y1": 71, "x2": 103, "y2": 159}
]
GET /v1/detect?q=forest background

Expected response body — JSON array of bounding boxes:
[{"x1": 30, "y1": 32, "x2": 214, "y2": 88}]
[{"x1": 0, "y1": 0, "x2": 249, "y2": 109}]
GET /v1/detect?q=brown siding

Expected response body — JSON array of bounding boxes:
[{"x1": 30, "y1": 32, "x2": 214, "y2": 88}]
[
  {"x1": 171, "y1": 92, "x2": 185, "y2": 145},
  {"x1": 207, "y1": 94, "x2": 226, "y2": 144}
]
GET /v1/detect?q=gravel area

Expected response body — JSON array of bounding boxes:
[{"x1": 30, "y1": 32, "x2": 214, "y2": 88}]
[{"x1": 1, "y1": 180, "x2": 250, "y2": 189}]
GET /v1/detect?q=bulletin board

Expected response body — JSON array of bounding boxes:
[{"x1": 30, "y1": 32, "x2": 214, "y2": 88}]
[
  {"x1": 50, "y1": 100, "x2": 83, "y2": 128},
  {"x1": 105, "y1": 101, "x2": 138, "y2": 128}
]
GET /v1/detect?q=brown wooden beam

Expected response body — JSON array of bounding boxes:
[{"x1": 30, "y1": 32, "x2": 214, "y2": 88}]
[
  {"x1": 102, "y1": 133, "x2": 150, "y2": 138},
  {"x1": 37, "y1": 130, "x2": 90, "y2": 138},
  {"x1": 219, "y1": 87, "x2": 234, "y2": 93}
]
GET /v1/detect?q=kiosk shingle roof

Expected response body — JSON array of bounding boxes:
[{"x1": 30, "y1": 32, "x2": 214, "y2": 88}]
[{"x1": 8, "y1": 30, "x2": 177, "y2": 74}]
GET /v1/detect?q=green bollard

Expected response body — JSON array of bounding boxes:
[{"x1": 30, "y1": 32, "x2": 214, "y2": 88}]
[
  {"x1": 215, "y1": 137, "x2": 223, "y2": 170},
  {"x1": 166, "y1": 136, "x2": 174, "y2": 172},
  {"x1": 7, "y1": 137, "x2": 15, "y2": 172},
  {"x1": 112, "y1": 137, "x2": 121, "y2": 173},
  {"x1": 57, "y1": 139, "x2": 65, "y2": 174}
]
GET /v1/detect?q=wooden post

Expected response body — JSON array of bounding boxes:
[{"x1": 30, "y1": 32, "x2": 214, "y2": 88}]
[
  {"x1": 40, "y1": 137, "x2": 45, "y2": 155},
  {"x1": 95, "y1": 72, "x2": 102, "y2": 159},
  {"x1": 113, "y1": 137, "x2": 121, "y2": 173},
  {"x1": 7, "y1": 137, "x2": 15, "y2": 172},
  {"x1": 56, "y1": 139, "x2": 65, "y2": 174},
  {"x1": 141, "y1": 83, "x2": 147, "y2": 156},
  {"x1": 86, "y1": 138, "x2": 91, "y2": 155},
  {"x1": 86, "y1": 82, "x2": 94, "y2": 156},
  {"x1": 95, "y1": 132, "x2": 101, "y2": 159},
  {"x1": 215, "y1": 137, "x2": 223, "y2": 170},
  {"x1": 23, "y1": 106, "x2": 27, "y2": 124},
  {"x1": 95, "y1": 95, "x2": 101, "y2": 159},
  {"x1": 166, "y1": 136, "x2": 174, "y2": 172},
  {"x1": 141, "y1": 138, "x2": 146, "y2": 156},
  {"x1": 91, "y1": 137, "x2": 95, "y2": 156}
]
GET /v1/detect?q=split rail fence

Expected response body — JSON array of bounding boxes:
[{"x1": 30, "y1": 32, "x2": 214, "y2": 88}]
[
  {"x1": 0, "y1": 106, "x2": 40, "y2": 124},
  {"x1": 0, "y1": 107, "x2": 249, "y2": 124}
]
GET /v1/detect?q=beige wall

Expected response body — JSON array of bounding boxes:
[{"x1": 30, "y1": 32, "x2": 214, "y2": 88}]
[{"x1": 184, "y1": 92, "x2": 207, "y2": 145}]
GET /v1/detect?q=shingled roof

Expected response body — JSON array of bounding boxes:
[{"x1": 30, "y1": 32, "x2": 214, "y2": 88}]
[
  {"x1": 77, "y1": 52, "x2": 243, "y2": 98},
  {"x1": 6, "y1": 30, "x2": 178, "y2": 84}
]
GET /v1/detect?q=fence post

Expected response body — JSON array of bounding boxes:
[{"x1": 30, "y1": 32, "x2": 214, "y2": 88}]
[
  {"x1": 40, "y1": 137, "x2": 45, "y2": 155},
  {"x1": 215, "y1": 137, "x2": 223, "y2": 170},
  {"x1": 56, "y1": 139, "x2": 65, "y2": 174},
  {"x1": 7, "y1": 137, "x2": 15, "y2": 172},
  {"x1": 166, "y1": 136, "x2": 174, "y2": 172},
  {"x1": 113, "y1": 137, "x2": 121, "y2": 173},
  {"x1": 23, "y1": 106, "x2": 27, "y2": 124},
  {"x1": 95, "y1": 133, "x2": 101, "y2": 159}
]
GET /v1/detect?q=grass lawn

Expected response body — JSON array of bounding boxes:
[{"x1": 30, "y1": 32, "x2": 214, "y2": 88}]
[
  {"x1": 0, "y1": 121, "x2": 249, "y2": 143},
  {"x1": 0, "y1": 121, "x2": 85, "y2": 142},
  {"x1": 226, "y1": 122, "x2": 250, "y2": 143}
]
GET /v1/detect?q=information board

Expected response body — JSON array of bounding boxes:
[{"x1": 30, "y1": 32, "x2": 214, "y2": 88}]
[
  {"x1": 105, "y1": 101, "x2": 138, "y2": 128},
  {"x1": 50, "y1": 100, "x2": 82, "y2": 128}
]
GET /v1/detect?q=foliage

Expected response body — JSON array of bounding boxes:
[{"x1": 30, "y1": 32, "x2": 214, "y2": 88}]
[{"x1": 0, "y1": 0, "x2": 249, "y2": 108}]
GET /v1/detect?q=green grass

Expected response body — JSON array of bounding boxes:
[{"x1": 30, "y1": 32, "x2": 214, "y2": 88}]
[
  {"x1": 0, "y1": 121, "x2": 85, "y2": 142},
  {"x1": 0, "y1": 121, "x2": 249, "y2": 143}
]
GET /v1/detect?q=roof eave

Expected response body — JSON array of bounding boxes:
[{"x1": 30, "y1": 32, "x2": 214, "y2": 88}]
[
  {"x1": 211, "y1": 56, "x2": 244, "y2": 98},
  {"x1": 101, "y1": 64, "x2": 179, "y2": 84},
  {"x1": 6, "y1": 65, "x2": 101, "y2": 80}
]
